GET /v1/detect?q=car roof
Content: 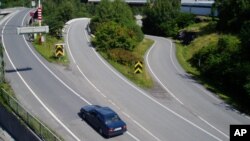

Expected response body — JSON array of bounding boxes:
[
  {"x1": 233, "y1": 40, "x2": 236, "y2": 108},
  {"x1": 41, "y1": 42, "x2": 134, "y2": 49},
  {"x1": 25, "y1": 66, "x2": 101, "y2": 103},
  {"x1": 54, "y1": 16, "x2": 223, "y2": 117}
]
[
  {"x1": 95, "y1": 106, "x2": 116, "y2": 116},
  {"x1": 82, "y1": 105, "x2": 117, "y2": 116}
]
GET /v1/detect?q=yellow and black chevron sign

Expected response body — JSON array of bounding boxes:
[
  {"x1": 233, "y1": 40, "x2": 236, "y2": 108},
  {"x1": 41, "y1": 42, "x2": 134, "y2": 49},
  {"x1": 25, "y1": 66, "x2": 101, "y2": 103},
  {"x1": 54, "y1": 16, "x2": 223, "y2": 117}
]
[
  {"x1": 55, "y1": 44, "x2": 64, "y2": 57},
  {"x1": 134, "y1": 61, "x2": 143, "y2": 74}
]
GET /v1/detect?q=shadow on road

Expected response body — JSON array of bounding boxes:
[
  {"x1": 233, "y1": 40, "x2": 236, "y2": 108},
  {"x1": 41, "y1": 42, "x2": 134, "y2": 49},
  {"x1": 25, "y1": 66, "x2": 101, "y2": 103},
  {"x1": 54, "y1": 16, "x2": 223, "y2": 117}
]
[{"x1": 5, "y1": 67, "x2": 32, "y2": 73}]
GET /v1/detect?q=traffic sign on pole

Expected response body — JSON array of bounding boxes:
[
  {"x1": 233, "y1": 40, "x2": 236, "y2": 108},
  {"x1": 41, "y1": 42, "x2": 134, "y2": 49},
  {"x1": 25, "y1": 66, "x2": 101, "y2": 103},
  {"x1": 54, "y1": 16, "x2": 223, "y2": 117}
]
[
  {"x1": 17, "y1": 26, "x2": 49, "y2": 35},
  {"x1": 55, "y1": 44, "x2": 65, "y2": 57},
  {"x1": 134, "y1": 61, "x2": 143, "y2": 74}
]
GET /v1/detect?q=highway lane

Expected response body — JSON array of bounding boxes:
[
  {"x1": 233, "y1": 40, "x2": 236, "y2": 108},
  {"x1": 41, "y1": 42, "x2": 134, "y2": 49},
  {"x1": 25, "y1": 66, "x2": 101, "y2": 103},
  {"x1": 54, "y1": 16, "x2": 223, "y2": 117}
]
[
  {"x1": 145, "y1": 35, "x2": 250, "y2": 138},
  {"x1": 4, "y1": 9, "x2": 249, "y2": 141},
  {"x1": 3, "y1": 9, "x2": 138, "y2": 141},
  {"x1": 65, "y1": 18, "x2": 233, "y2": 141}
]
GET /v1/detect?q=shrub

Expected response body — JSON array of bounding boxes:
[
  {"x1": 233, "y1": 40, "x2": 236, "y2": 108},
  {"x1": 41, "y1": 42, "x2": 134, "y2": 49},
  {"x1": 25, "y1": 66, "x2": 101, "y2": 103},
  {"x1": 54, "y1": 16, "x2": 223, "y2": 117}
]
[
  {"x1": 107, "y1": 48, "x2": 142, "y2": 66},
  {"x1": 92, "y1": 21, "x2": 137, "y2": 51}
]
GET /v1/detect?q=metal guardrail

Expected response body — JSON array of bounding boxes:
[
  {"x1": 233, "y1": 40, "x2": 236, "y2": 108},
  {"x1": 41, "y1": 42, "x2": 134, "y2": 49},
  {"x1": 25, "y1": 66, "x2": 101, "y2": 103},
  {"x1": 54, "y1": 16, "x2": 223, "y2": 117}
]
[{"x1": 0, "y1": 88, "x2": 62, "y2": 141}]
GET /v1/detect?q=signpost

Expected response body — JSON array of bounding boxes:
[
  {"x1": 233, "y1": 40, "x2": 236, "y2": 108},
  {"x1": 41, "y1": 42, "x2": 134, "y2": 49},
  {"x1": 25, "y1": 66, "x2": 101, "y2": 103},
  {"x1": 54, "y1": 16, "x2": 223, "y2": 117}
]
[
  {"x1": 17, "y1": 26, "x2": 49, "y2": 35},
  {"x1": 134, "y1": 61, "x2": 143, "y2": 74},
  {"x1": 55, "y1": 44, "x2": 65, "y2": 58}
]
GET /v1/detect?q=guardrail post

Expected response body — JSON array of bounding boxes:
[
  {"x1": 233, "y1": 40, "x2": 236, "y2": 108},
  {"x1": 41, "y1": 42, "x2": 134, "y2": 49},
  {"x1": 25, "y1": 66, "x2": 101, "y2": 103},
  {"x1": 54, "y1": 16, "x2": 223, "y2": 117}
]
[{"x1": 27, "y1": 112, "x2": 29, "y2": 125}]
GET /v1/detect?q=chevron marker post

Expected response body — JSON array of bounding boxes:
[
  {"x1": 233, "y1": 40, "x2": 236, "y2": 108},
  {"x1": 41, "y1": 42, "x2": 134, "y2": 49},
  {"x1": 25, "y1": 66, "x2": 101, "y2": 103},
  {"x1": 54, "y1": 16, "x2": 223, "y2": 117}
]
[
  {"x1": 55, "y1": 44, "x2": 64, "y2": 57},
  {"x1": 134, "y1": 61, "x2": 143, "y2": 74}
]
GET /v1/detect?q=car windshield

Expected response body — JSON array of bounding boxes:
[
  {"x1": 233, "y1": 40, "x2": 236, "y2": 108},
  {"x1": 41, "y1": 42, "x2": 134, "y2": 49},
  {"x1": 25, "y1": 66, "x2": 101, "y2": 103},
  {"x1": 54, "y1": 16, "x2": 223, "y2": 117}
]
[{"x1": 105, "y1": 114, "x2": 120, "y2": 124}]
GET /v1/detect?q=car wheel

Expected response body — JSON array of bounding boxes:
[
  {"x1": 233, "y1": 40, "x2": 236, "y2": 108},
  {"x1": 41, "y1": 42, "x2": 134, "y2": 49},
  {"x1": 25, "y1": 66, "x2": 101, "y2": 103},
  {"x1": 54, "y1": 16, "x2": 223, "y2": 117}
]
[
  {"x1": 82, "y1": 113, "x2": 86, "y2": 119},
  {"x1": 99, "y1": 128, "x2": 103, "y2": 135}
]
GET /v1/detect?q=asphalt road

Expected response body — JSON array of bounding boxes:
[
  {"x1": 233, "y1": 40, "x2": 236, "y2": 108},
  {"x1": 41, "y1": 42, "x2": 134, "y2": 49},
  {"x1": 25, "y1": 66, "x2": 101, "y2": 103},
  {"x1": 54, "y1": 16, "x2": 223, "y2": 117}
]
[{"x1": 2, "y1": 9, "x2": 250, "y2": 141}]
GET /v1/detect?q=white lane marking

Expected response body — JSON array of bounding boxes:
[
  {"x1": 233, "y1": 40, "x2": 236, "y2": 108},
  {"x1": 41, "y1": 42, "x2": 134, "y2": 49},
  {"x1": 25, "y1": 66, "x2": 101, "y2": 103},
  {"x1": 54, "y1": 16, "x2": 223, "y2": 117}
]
[
  {"x1": 64, "y1": 20, "x2": 140, "y2": 141},
  {"x1": 126, "y1": 132, "x2": 140, "y2": 141},
  {"x1": 198, "y1": 116, "x2": 229, "y2": 138},
  {"x1": 81, "y1": 19, "x2": 224, "y2": 141},
  {"x1": 146, "y1": 37, "x2": 229, "y2": 139},
  {"x1": 168, "y1": 39, "x2": 182, "y2": 74},
  {"x1": 2, "y1": 10, "x2": 81, "y2": 141},
  {"x1": 168, "y1": 38, "x2": 221, "y2": 102},
  {"x1": 122, "y1": 112, "x2": 131, "y2": 118},
  {"x1": 76, "y1": 65, "x2": 106, "y2": 98},
  {"x1": 145, "y1": 42, "x2": 184, "y2": 105},
  {"x1": 168, "y1": 38, "x2": 229, "y2": 138},
  {"x1": 131, "y1": 119, "x2": 161, "y2": 141},
  {"x1": 19, "y1": 14, "x2": 139, "y2": 141}
]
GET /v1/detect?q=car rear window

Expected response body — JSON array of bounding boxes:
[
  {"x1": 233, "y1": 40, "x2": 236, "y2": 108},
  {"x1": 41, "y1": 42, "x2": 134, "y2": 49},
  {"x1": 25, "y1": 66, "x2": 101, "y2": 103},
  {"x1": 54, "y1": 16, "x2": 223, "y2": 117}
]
[{"x1": 105, "y1": 114, "x2": 120, "y2": 124}]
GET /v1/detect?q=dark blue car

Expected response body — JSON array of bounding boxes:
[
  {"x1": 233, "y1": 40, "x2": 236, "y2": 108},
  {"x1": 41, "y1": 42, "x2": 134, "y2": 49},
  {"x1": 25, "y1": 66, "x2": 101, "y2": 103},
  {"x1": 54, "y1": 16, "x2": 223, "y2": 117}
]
[{"x1": 80, "y1": 105, "x2": 127, "y2": 137}]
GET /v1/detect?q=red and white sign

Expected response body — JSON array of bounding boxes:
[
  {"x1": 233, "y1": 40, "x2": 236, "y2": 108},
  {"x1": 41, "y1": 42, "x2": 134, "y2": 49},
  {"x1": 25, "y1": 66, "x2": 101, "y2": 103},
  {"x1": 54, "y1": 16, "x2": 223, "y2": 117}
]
[{"x1": 37, "y1": 7, "x2": 42, "y2": 21}]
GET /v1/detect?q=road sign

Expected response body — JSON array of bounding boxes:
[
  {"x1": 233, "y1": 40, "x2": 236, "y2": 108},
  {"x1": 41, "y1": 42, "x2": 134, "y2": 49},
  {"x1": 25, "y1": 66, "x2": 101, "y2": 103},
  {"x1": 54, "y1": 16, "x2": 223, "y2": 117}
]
[
  {"x1": 17, "y1": 26, "x2": 49, "y2": 35},
  {"x1": 134, "y1": 61, "x2": 143, "y2": 74},
  {"x1": 55, "y1": 44, "x2": 64, "y2": 57},
  {"x1": 37, "y1": 7, "x2": 42, "y2": 21}
]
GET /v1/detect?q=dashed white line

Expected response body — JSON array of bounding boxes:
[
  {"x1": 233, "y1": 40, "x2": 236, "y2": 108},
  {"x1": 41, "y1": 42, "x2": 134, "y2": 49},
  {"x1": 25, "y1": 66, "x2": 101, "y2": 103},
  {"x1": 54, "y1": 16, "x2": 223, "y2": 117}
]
[
  {"x1": 126, "y1": 132, "x2": 141, "y2": 141},
  {"x1": 122, "y1": 112, "x2": 131, "y2": 118},
  {"x1": 80, "y1": 19, "x2": 224, "y2": 141},
  {"x1": 2, "y1": 10, "x2": 81, "y2": 141},
  {"x1": 65, "y1": 20, "x2": 140, "y2": 141},
  {"x1": 76, "y1": 65, "x2": 107, "y2": 98}
]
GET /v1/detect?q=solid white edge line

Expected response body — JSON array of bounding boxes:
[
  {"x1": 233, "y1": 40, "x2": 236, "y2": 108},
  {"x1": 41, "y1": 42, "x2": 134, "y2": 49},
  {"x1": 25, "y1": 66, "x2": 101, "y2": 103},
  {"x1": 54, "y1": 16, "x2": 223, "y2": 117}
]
[
  {"x1": 168, "y1": 38, "x2": 229, "y2": 138},
  {"x1": 65, "y1": 19, "x2": 140, "y2": 141},
  {"x1": 2, "y1": 9, "x2": 81, "y2": 141},
  {"x1": 80, "y1": 19, "x2": 223, "y2": 141},
  {"x1": 146, "y1": 37, "x2": 229, "y2": 139},
  {"x1": 145, "y1": 42, "x2": 184, "y2": 105},
  {"x1": 198, "y1": 116, "x2": 229, "y2": 138}
]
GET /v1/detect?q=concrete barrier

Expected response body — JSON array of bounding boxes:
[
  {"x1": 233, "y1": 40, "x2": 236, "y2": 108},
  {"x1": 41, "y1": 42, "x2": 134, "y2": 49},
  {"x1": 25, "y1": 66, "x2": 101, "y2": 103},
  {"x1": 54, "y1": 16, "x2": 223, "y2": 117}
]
[{"x1": 0, "y1": 105, "x2": 41, "y2": 141}]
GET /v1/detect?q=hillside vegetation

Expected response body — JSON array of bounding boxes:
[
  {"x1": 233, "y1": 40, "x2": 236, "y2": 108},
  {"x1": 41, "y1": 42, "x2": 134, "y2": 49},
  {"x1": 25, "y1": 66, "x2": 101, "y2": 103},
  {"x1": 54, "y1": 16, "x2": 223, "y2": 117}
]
[{"x1": 176, "y1": 0, "x2": 250, "y2": 113}]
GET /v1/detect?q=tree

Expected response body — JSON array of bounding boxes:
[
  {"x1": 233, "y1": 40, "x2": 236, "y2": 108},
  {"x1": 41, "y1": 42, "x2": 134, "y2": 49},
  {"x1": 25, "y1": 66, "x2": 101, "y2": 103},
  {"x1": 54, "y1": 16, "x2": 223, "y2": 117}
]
[
  {"x1": 90, "y1": 0, "x2": 143, "y2": 40},
  {"x1": 142, "y1": 0, "x2": 180, "y2": 36},
  {"x1": 90, "y1": 0, "x2": 143, "y2": 50},
  {"x1": 92, "y1": 21, "x2": 137, "y2": 51},
  {"x1": 216, "y1": 0, "x2": 250, "y2": 32}
]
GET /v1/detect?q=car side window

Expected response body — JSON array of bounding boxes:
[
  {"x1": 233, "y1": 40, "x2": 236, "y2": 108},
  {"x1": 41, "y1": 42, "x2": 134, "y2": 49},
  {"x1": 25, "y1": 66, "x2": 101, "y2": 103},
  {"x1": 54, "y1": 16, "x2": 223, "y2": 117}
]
[
  {"x1": 90, "y1": 111, "x2": 97, "y2": 116},
  {"x1": 96, "y1": 114, "x2": 103, "y2": 122}
]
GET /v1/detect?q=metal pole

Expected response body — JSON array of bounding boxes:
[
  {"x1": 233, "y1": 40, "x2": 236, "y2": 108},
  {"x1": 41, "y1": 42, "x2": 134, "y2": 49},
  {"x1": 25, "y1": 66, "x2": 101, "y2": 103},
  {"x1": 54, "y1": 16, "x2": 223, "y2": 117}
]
[{"x1": 38, "y1": 0, "x2": 41, "y2": 26}]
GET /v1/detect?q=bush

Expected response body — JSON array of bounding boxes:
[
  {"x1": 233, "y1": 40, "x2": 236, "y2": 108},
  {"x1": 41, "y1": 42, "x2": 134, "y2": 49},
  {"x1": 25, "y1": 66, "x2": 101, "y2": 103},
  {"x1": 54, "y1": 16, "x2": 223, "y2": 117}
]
[
  {"x1": 90, "y1": 0, "x2": 143, "y2": 42},
  {"x1": 107, "y1": 48, "x2": 142, "y2": 66},
  {"x1": 92, "y1": 21, "x2": 137, "y2": 51},
  {"x1": 176, "y1": 13, "x2": 195, "y2": 28},
  {"x1": 142, "y1": 0, "x2": 180, "y2": 36}
]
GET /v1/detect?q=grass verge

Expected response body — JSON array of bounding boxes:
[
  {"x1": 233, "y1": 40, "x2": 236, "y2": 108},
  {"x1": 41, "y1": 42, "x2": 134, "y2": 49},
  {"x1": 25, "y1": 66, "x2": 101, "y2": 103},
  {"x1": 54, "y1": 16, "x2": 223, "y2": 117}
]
[
  {"x1": 33, "y1": 35, "x2": 69, "y2": 65},
  {"x1": 175, "y1": 21, "x2": 250, "y2": 114},
  {"x1": 176, "y1": 33, "x2": 219, "y2": 75},
  {"x1": 99, "y1": 38, "x2": 154, "y2": 88}
]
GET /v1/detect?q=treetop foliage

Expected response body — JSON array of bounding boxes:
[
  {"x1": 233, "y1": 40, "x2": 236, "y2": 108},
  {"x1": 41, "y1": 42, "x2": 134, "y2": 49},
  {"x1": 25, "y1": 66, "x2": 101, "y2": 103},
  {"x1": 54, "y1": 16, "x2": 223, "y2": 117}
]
[
  {"x1": 216, "y1": 0, "x2": 250, "y2": 32},
  {"x1": 143, "y1": 0, "x2": 191, "y2": 37},
  {"x1": 190, "y1": 0, "x2": 250, "y2": 111},
  {"x1": 90, "y1": 0, "x2": 144, "y2": 52}
]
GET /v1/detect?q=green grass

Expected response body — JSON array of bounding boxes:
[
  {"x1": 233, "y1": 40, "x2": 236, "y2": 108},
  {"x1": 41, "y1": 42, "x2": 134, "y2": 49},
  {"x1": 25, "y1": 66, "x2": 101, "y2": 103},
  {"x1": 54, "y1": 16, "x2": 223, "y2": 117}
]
[
  {"x1": 33, "y1": 35, "x2": 69, "y2": 65},
  {"x1": 183, "y1": 22, "x2": 209, "y2": 33},
  {"x1": 176, "y1": 32, "x2": 219, "y2": 75},
  {"x1": 175, "y1": 21, "x2": 250, "y2": 114},
  {"x1": 100, "y1": 38, "x2": 154, "y2": 88}
]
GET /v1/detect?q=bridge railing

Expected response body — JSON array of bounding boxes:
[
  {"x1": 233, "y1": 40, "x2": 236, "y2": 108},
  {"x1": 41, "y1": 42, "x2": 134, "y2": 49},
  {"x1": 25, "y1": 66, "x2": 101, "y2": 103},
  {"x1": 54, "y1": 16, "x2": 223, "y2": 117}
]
[{"x1": 0, "y1": 88, "x2": 62, "y2": 141}]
